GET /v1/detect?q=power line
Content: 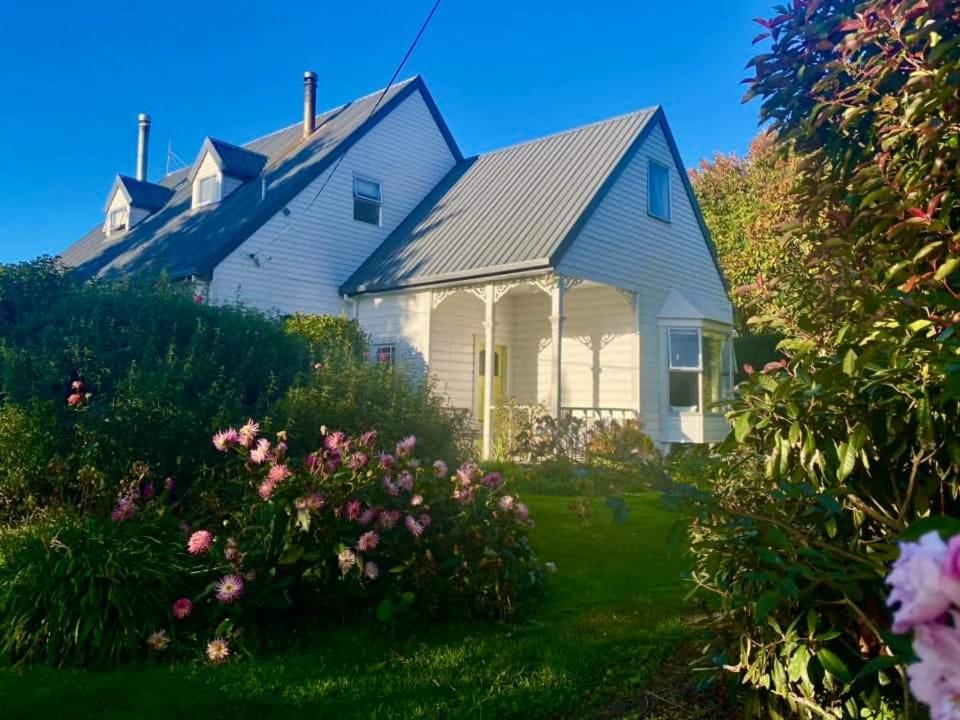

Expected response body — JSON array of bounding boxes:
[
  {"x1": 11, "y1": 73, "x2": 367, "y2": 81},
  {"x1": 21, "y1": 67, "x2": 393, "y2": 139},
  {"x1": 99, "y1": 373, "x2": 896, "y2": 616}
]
[{"x1": 250, "y1": 0, "x2": 442, "y2": 261}]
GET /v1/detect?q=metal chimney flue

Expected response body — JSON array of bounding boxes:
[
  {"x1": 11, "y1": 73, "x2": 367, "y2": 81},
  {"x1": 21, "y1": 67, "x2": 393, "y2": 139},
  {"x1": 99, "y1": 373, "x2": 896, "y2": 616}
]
[
  {"x1": 136, "y1": 113, "x2": 151, "y2": 181},
  {"x1": 303, "y1": 71, "x2": 317, "y2": 138}
]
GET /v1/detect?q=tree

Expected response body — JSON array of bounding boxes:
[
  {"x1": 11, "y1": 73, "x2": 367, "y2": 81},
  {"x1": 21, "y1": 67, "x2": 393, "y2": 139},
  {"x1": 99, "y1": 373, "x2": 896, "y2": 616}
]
[
  {"x1": 679, "y1": 2, "x2": 960, "y2": 718},
  {"x1": 689, "y1": 132, "x2": 804, "y2": 324}
]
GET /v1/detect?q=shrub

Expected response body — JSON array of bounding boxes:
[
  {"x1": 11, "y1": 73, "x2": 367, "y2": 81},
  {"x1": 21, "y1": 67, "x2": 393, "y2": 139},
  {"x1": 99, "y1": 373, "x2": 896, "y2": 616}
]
[
  {"x1": 0, "y1": 511, "x2": 189, "y2": 667},
  {"x1": 283, "y1": 313, "x2": 368, "y2": 361},
  {"x1": 159, "y1": 422, "x2": 544, "y2": 661}
]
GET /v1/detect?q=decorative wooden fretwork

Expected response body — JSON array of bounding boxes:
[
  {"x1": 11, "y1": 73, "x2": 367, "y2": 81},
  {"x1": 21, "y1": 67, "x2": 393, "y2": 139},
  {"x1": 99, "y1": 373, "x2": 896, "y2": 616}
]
[
  {"x1": 615, "y1": 287, "x2": 637, "y2": 307},
  {"x1": 431, "y1": 287, "x2": 458, "y2": 309}
]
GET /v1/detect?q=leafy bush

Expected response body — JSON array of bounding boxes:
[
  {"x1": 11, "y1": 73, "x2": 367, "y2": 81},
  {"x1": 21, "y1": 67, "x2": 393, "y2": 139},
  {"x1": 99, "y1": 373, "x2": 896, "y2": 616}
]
[
  {"x1": 0, "y1": 259, "x2": 310, "y2": 520},
  {"x1": 0, "y1": 511, "x2": 189, "y2": 667},
  {"x1": 679, "y1": 2, "x2": 960, "y2": 718},
  {"x1": 283, "y1": 313, "x2": 368, "y2": 361}
]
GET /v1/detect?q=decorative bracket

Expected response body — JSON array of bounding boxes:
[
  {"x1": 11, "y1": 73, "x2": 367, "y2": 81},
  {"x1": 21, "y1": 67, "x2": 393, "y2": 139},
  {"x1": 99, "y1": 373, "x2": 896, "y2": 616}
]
[
  {"x1": 432, "y1": 287, "x2": 458, "y2": 309},
  {"x1": 615, "y1": 287, "x2": 637, "y2": 307}
]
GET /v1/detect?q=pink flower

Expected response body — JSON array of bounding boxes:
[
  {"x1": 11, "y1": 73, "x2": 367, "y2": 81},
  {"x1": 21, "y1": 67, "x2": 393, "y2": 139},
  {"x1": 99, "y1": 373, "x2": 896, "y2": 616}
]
[
  {"x1": 410, "y1": 494, "x2": 424, "y2": 507},
  {"x1": 71, "y1": 380, "x2": 84, "y2": 391},
  {"x1": 324, "y1": 431, "x2": 347, "y2": 451},
  {"x1": 398, "y1": 471, "x2": 414, "y2": 493},
  {"x1": 206, "y1": 637, "x2": 230, "y2": 663},
  {"x1": 193, "y1": 291, "x2": 205, "y2": 305},
  {"x1": 380, "y1": 510, "x2": 401, "y2": 529},
  {"x1": 67, "y1": 393, "x2": 83, "y2": 406},
  {"x1": 305, "y1": 492, "x2": 325, "y2": 511},
  {"x1": 457, "y1": 461, "x2": 480, "y2": 486},
  {"x1": 480, "y1": 472, "x2": 504, "y2": 490},
  {"x1": 358, "y1": 531, "x2": 380, "y2": 552},
  {"x1": 359, "y1": 507, "x2": 379, "y2": 526},
  {"x1": 887, "y1": 532, "x2": 960, "y2": 633},
  {"x1": 396, "y1": 435, "x2": 416, "y2": 457},
  {"x1": 418, "y1": 513, "x2": 432, "y2": 528},
  {"x1": 238, "y1": 419, "x2": 260, "y2": 448},
  {"x1": 516, "y1": 503, "x2": 530, "y2": 522},
  {"x1": 141, "y1": 483, "x2": 154, "y2": 499},
  {"x1": 433, "y1": 459, "x2": 448, "y2": 478},
  {"x1": 268, "y1": 464, "x2": 291, "y2": 484},
  {"x1": 347, "y1": 452, "x2": 369, "y2": 471},
  {"x1": 338, "y1": 548, "x2": 357, "y2": 574},
  {"x1": 360, "y1": 430, "x2": 378, "y2": 447},
  {"x1": 172, "y1": 597, "x2": 193, "y2": 619},
  {"x1": 944, "y1": 536, "x2": 960, "y2": 583},
  {"x1": 405, "y1": 515, "x2": 425, "y2": 537},
  {"x1": 383, "y1": 475, "x2": 400, "y2": 496},
  {"x1": 379, "y1": 453, "x2": 396, "y2": 470},
  {"x1": 258, "y1": 478, "x2": 277, "y2": 501},
  {"x1": 164, "y1": 477, "x2": 175, "y2": 492},
  {"x1": 364, "y1": 561, "x2": 379, "y2": 580},
  {"x1": 215, "y1": 574, "x2": 245, "y2": 604},
  {"x1": 499, "y1": 495, "x2": 515, "y2": 511},
  {"x1": 224, "y1": 538, "x2": 239, "y2": 562},
  {"x1": 345, "y1": 499, "x2": 363, "y2": 522},
  {"x1": 212, "y1": 428, "x2": 239, "y2": 452},
  {"x1": 908, "y1": 616, "x2": 960, "y2": 720},
  {"x1": 111, "y1": 496, "x2": 136, "y2": 522},
  {"x1": 250, "y1": 438, "x2": 271, "y2": 464},
  {"x1": 454, "y1": 486, "x2": 475, "y2": 505},
  {"x1": 187, "y1": 530, "x2": 213, "y2": 555}
]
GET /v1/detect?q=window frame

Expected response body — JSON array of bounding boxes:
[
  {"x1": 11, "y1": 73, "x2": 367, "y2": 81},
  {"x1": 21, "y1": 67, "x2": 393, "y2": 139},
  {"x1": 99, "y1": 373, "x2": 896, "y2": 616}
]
[
  {"x1": 353, "y1": 175, "x2": 383, "y2": 227},
  {"x1": 373, "y1": 343, "x2": 396, "y2": 366},
  {"x1": 195, "y1": 175, "x2": 220, "y2": 207},
  {"x1": 664, "y1": 326, "x2": 735, "y2": 415},
  {"x1": 108, "y1": 206, "x2": 127, "y2": 233},
  {"x1": 667, "y1": 328, "x2": 701, "y2": 413},
  {"x1": 647, "y1": 159, "x2": 672, "y2": 223}
]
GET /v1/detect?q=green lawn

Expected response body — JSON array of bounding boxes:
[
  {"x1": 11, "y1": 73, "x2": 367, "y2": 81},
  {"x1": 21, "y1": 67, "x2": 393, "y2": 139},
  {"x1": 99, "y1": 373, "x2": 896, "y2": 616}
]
[{"x1": 0, "y1": 493, "x2": 692, "y2": 720}]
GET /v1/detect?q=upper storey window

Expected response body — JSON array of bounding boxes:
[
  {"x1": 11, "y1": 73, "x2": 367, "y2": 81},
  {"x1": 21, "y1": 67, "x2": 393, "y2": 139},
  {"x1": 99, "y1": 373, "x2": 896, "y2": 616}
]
[
  {"x1": 195, "y1": 175, "x2": 220, "y2": 207},
  {"x1": 648, "y1": 160, "x2": 671, "y2": 222},
  {"x1": 353, "y1": 176, "x2": 382, "y2": 226},
  {"x1": 108, "y1": 206, "x2": 127, "y2": 234}
]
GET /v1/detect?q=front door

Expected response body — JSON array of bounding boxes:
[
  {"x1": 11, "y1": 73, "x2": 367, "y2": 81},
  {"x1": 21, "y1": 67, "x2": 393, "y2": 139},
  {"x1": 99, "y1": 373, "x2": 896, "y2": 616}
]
[{"x1": 477, "y1": 343, "x2": 507, "y2": 421}]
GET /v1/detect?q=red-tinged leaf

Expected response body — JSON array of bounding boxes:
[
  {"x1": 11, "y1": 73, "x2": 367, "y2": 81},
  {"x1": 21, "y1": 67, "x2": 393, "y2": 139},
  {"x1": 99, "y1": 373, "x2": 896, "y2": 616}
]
[
  {"x1": 741, "y1": 76, "x2": 757, "y2": 85},
  {"x1": 770, "y1": 13, "x2": 791, "y2": 27},
  {"x1": 907, "y1": 207, "x2": 929, "y2": 220},
  {"x1": 754, "y1": 17, "x2": 772, "y2": 28},
  {"x1": 806, "y1": 0, "x2": 823, "y2": 20},
  {"x1": 827, "y1": 210, "x2": 850, "y2": 229},
  {"x1": 743, "y1": 363, "x2": 755, "y2": 377},
  {"x1": 763, "y1": 359, "x2": 788, "y2": 373},
  {"x1": 752, "y1": 32, "x2": 770, "y2": 44},
  {"x1": 834, "y1": 19, "x2": 862, "y2": 32},
  {"x1": 928, "y1": 192, "x2": 945, "y2": 218}
]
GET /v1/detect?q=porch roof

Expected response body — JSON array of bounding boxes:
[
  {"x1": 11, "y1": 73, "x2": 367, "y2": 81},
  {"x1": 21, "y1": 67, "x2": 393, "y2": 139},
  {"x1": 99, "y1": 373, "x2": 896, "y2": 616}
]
[{"x1": 340, "y1": 107, "x2": 659, "y2": 295}]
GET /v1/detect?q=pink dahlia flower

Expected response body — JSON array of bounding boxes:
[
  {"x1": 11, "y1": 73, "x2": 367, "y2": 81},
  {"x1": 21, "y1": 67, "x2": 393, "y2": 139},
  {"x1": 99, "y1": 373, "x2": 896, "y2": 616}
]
[
  {"x1": 187, "y1": 530, "x2": 213, "y2": 555},
  {"x1": 418, "y1": 513, "x2": 432, "y2": 528},
  {"x1": 345, "y1": 498, "x2": 363, "y2": 522},
  {"x1": 172, "y1": 597, "x2": 193, "y2": 619},
  {"x1": 212, "y1": 428, "x2": 239, "y2": 452},
  {"x1": 305, "y1": 492, "x2": 325, "y2": 511},
  {"x1": 379, "y1": 453, "x2": 396, "y2": 470},
  {"x1": 238, "y1": 419, "x2": 260, "y2": 447},
  {"x1": 410, "y1": 494, "x2": 424, "y2": 507},
  {"x1": 215, "y1": 574, "x2": 245, "y2": 604},
  {"x1": 945, "y1": 536, "x2": 960, "y2": 583},
  {"x1": 267, "y1": 464, "x2": 291, "y2": 484},
  {"x1": 364, "y1": 561, "x2": 379, "y2": 580},
  {"x1": 516, "y1": 503, "x2": 530, "y2": 522},
  {"x1": 206, "y1": 637, "x2": 230, "y2": 663},
  {"x1": 359, "y1": 507, "x2": 380, "y2": 527},
  {"x1": 383, "y1": 475, "x2": 400, "y2": 496},
  {"x1": 380, "y1": 510, "x2": 401, "y2": 529},
  {"x1": 338, "y1": 548, "x2": 357, "y2": 574},
  {"x1": 324, "y1": 431, "x2": 347, "y2": 451},
  {"x1": 499, "y1": 495, "x2": 515, "y2": 511},
  {"x1": 887, "y1": 532, "x2": 960, "y2": 633},
  {"x1": 396, "y1": 435, "x2": 416, "y2": 457},
  {"x1": 111, "y1": 496, "x2": 136, "y2": 522},
  {"x1": 456, "y1": 461, "x2": 480, "y2": 486},
  {"x1": 480, "y1": 472, "x2": 504, "y2": 491},
  {"x1": 347, "y1": 452, "x2": 369, "y2": 471},
  {"x1": 358, "y1": 531, "x2": 380, "y2": 552},
  {"x1": 433, "y1": 459, "x2": 448, "y2": 478},
  {"x1": 258, "y1": 478, "x2": 277, "y2": 501},
  {"x1": 398, "y1": 471, "x2": 414, "y2": 493},
  {"x1": 360, "y1": 430, "x2": 378, "y2": 447},
  {"x1": 164, "y1": 476, "x2": 176, "y2": 492},
  {"x1": 405, "y1": 515, "x2": 425, "y2": 537},
  {"x1": 250, "y1": 438, "x2": 271, "y2": 465}
]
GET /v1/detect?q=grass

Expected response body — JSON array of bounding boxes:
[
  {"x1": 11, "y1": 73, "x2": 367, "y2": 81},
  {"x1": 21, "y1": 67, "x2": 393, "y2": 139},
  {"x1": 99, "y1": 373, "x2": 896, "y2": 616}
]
[{"x1": 0, "y1": 492, "x2": 693, "y2": 719}]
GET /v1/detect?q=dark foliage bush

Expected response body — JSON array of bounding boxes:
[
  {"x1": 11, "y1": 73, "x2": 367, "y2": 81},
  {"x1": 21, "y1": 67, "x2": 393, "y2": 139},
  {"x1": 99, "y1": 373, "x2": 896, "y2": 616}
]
[{"x1": 283, "y1": 313, "x2": 368, "y2": 361}]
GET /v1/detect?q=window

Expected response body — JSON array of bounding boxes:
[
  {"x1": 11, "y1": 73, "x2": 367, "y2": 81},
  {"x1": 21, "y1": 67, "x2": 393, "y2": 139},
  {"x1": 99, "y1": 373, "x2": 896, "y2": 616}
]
[
  {"x1": 196, "y1": 175, "x2": 220, "y2": 207},
  {"x1": 353, "y1": 177, "x2": 382, "y2": 226},
  {"x1": 648, "y1": 160, "x2": 671, "y2": 222},
  {"x1": 668, "y1": 329, "x2": 700, "y2": 411},
  {"x1": 702, "y1": 333, "x2": 735, "y2": 413},
  {"x1": 108, "y1": 207, "x2": 127, "y2": 233},
  {"x1": 374, "y1": 344, "x2": 395, "y2": 366}
]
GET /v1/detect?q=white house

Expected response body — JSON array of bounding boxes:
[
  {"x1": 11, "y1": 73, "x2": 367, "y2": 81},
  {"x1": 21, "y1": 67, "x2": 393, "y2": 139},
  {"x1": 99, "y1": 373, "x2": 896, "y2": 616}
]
[{"x1": 62, "y1": 71, "x2": 734, "y2": 455}]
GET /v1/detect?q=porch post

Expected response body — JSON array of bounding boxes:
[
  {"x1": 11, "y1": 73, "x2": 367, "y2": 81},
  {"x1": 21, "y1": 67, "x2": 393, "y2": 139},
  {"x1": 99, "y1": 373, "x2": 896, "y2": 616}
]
[
  {"x1": 549, "y1": 276, "x2": 565, "y2": 418},
  {"x1": 481, "y1": 284, "x2": 496, "y2": 459}
]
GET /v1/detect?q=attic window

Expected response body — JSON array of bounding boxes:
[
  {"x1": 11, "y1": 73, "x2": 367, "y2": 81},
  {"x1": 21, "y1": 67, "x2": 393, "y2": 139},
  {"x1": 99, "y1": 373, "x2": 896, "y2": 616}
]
[
  {"x1": 353, "y1": 177, "x2": 382, "y2": 226},
  {"x1": 196, "y1": 175, "x2": 220, "y2": 207},
  {"x1": 108, "y1": 207, "x2": 127, "y2": 233},
  {"x1": 648, "y1": 160, "x2": 671, "y2": 222}
]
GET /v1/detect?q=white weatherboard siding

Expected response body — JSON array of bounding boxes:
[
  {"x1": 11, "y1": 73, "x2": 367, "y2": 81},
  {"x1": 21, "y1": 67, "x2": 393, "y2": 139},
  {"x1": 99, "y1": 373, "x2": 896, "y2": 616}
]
[
  {"x1": 356, "y1": 291, "x2": 430, "y2": 376},
  {"x1": 104, "y1": 191, "x2": 127, "y2": 234},
  {"x1": 557, "y1": 121, "x2": 732, "y2": 442},
  {"x1": 209, "y1": 91, "x2": 458, "y2": 317}
]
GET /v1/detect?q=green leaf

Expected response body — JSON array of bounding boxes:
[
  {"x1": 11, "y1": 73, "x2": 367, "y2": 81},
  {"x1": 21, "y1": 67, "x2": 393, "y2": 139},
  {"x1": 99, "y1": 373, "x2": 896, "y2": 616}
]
[
  {"x1": 837, "y1": 425, "x2": 868, "y2": 482},
  {"x1": 855, "y1": 656, "x2": 903, "y2": 681},
  {"x1": 375, "y1": 599, "x2": 394, "y2": 622},
  {"x1": 935, "y1": 256, "x2": 960, "y2": 281},
  {"x1": 787, "y1": 646, "x2": 810, "y2": 683},
  {"x1": 842, "y1": 348, "x2": 857, "y2": 376},
  {"x1": 817, "y1": 648, "x2": 852, "y2": 684},
  {"x1": 400, "y1": 591, "x2": 416, "y2": 606},
  {"x1": 756, "y1": 590, "x2": 779, "y2": 621},
  {"x1": 734, "y1": 412, "x2": 753, "y2": 442}
]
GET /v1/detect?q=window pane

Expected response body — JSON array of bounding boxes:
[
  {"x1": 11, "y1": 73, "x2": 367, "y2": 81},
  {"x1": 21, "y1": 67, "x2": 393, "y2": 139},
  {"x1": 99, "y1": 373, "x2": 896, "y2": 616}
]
[
  {"x1": 649, "y1": 162, "x2": 670, "y2": 220},
  {"x1": 702, "y1": 334, "x2": 724, "y2": 412},
  {"x1": 354, "y1": 178, "x2": 381, "y2": 201},
  {"x1": 669, "y1": 329, "x2": 699, "y2": 369},
  {"x1": 669, "y1": 371, "x2": 698, "y2": 411},
  {"x1": 375, "y1": 345, "x2": 394, "y2": 365},
  {"x1": 354, "y1": 198, "x2": 380, "y2": 225}
]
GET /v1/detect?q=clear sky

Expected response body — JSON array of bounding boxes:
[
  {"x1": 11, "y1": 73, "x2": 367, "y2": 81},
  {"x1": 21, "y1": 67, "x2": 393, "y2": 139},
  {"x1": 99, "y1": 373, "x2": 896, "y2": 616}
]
[{"x1": 0, "y1": 0, "x2": 772, "y2": 263}]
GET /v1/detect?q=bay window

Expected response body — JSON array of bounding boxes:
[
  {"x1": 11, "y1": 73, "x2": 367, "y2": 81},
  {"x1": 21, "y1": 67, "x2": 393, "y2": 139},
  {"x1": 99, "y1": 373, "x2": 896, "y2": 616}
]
[{"x1": 667, "y1": 327, "x2": 734, "y2": 414}]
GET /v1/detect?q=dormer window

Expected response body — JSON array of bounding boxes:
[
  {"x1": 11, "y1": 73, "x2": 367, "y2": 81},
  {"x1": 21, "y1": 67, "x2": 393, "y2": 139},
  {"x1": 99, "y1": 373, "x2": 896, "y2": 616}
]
[
  {"x1": 353, "y1": 177, "x2": 382, "y2": 226},
  {"x1": 108, "y1": 207, "x2": 128, "y2": 233},
  {"x1": 196, "y1": 175, "x2": 220, "y2": 207}
]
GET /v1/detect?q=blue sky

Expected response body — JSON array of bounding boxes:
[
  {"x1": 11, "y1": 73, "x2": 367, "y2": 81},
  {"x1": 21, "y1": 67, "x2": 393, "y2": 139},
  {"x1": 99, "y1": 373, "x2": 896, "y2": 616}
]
[{"x1": 0, "y1": 0, "x2": 772, "y2": 263}]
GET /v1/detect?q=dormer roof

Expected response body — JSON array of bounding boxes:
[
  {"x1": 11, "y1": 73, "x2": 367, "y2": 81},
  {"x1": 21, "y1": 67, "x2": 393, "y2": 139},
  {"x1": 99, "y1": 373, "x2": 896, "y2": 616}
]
[
  {"x1": 104, "y1": 175, "x2": 175, "y2": 213},
  {"x1": 188, "y1": 138, "x2": 267, "y2": 182}
]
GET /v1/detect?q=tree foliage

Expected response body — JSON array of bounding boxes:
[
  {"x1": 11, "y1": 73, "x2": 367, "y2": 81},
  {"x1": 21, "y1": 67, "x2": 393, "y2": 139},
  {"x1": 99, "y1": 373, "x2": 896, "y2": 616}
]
[
  {"x1": 689, "y1": 132, "x2": 805, "y2": 322},
  {"x1": 680, "y1": 2, "x2": 960, "y2": 718}
]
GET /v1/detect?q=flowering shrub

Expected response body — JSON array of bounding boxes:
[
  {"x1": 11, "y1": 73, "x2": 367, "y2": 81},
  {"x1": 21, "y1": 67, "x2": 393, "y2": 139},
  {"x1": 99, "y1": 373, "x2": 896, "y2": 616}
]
[
  {"x1": 886, "y1": 527, "x2": 960, "y2": 720},
  {"x1": 157, "y1": 422, "x2": 544, "y2": 661}
]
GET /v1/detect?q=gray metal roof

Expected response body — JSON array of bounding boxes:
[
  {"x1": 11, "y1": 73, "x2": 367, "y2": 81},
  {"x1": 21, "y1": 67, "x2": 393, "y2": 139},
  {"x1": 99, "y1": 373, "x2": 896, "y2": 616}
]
[
  {"x1": 109, "y1": 175, "x2": 176, "y2": 211},
  {"x1": 341, "y1": 107, "x2": 658, "y2": 294},
  {"x1": 61, "y1": 76, "x2": 461, "y2": 280}
]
